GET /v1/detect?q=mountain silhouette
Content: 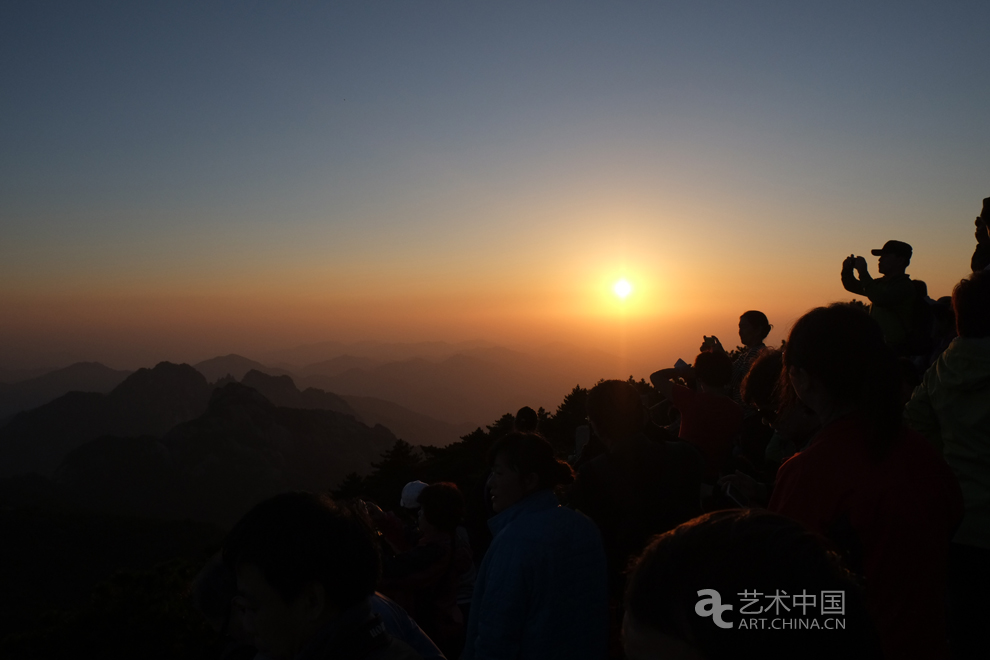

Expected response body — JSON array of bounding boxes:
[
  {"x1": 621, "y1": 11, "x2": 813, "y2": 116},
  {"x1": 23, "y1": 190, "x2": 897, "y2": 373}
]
[
  {"x1": 239, "y1": 369, "x2": 464, "y2": 446},
  {"x1": 0, "y1": 366, "x2": 52, "y2": 385},
  {"x1": 0, "y1": 362, "x2": 132, "y2": 420},
  {"x1": 342, "y1": 395, "x2": 474, "y2": 447},
  {"x1": 192, "y1": 354, "x2": 293, "y2": 383},
  {"x1": 240, "y1": 369, "x2": 353, "y2": 414},
  {"x1": 298, "y1": 354, "x2": 382, "y2": 378},
  {"x1": 0, "y1": 362, "x2": 212, "y2": 478},
  {"x1": 50, "y1": 382, "x2": 399, "y2": 525}
]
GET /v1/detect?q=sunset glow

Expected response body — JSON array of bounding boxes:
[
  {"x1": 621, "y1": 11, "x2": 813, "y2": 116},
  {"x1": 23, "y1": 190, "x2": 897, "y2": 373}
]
[{"x1": 613, "y1": 279, "x2": 633, "y2": 299}]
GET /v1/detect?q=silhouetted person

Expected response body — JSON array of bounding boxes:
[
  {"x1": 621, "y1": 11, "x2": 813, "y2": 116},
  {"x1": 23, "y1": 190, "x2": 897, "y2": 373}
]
[
  {"x1": 737, "y1": 348, "x2": 818, "y2": 469},
  {"x1": 222, "y1": 492, "x2": 422, "y2": 660},
  {"x1": 767, "y1": 304, "x2": 962, "y2": 659},
  {"x1": 463, "y1": 432, "x2": 607, "y2": 660},
  {"x1": 380, "y1": 483, "x2": 472, "y2": 659},
  {"x1": 365, "y1": 482, "x2": 429, "y2": 561},
  {"x1": 513, "y1": 406, "x2": 539, "y2": 433},
  {"x1": 905, "y1": 271, "x2": 990, "y2": 659},
  {"x1": 569, "y1": 380, "x2": 702, "y2": 598},
  {"x1": 841, "y1": 240, "x2": 919, "y2": 355},
  {"x1": 736, "y1": 310, "x2": 771, "y2": 393},
  {"x1": 651, "y1": 352, "x2": 743, "y2": 481},
  {"x1": 971, "y1": 197, "x2": 990, "y2": 271},
  {"x1": 702, "y1": 310, "x2": 773, "y2": 405},
  {"x1": 623, "y1": 510, "x2": 881, "y2": 660}
]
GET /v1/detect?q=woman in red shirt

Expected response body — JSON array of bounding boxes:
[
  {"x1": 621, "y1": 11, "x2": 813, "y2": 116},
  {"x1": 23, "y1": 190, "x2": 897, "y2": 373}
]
[{"x1": 768, "y1": 304, "x2": 962, "y2": 659}]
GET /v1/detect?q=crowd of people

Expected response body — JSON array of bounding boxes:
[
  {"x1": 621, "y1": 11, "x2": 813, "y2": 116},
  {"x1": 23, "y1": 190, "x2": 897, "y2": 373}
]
[{"x1": 195, "y1": 198, "x2": 990, "y2": 659}]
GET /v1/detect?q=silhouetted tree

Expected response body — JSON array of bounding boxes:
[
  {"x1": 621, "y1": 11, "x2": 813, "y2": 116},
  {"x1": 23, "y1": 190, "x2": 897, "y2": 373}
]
[
  {"x1": 361, "y1": 440, "x2": 422, "y2": 510},
  {"x1": 331, "y1": 472, "x2": 367, "y2": 500},
  {"x1": 539, "y1": 385, "x2": 589, "y2": 456}
]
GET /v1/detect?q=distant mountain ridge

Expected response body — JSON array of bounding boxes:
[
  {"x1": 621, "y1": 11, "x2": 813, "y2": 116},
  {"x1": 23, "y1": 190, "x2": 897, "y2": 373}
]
[
  {"x1": 240, "y1": 370, "x2": 353, "y2": 415},
  {"x1": 298, "y1": 354, "x2": 382, "y2": 378},
  {"x1": 239, "y1": 369, "x2": 465, "y2": 446},
  {"x1": 0, "y1": 362, "x2": 132, "y2": 420},
  {"x1": 2, "y1": 340, "x2": 622, "y2": 456},
  {"x1": 192, "y1": 354, "x2": 294, "y2": 383},
  {"x1": 0, "y1": 362, "x2": 212, "y2": 478},
  {"x1": 49, "y1": 382, "x2": 400, "y2": 525},
  {"x1": 341, "y1": 395, "x2": 474, "y2": 447},
  {"x1": 0, "y1": 361, "x2": 451, "y2": 525}
]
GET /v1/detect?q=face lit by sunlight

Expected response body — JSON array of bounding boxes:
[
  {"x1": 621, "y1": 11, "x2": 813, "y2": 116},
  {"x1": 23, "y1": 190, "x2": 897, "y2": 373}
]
[{"x1": 613, "y1": 279, "x2": 633, "y2": 299}]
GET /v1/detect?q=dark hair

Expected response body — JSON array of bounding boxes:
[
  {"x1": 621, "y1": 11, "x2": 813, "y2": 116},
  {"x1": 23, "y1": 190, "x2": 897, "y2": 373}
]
[
  {"x1": 953, "y1": 271, "x2": 990, "y2": 338},
  {"x1": 740, "y1": 310, "x2": 772, "y2": 340},
  {"x1": 782, "y1": 304, "x2": 901, "y2": 456},
  {"x1": 625, "y1": 509, "x2": 879, "y2": 659},
  {"x1": 514, "y1": 406, "x2": 539, "y2": 432},
  {"x1": 488, "y1": 432, "x2": 574, "y2": 489},
  {"x1": 694, "y1": 351, "x2": 733, "y2": 388},
  {"x1": 587, "y1": 379, "x2": 645, "y2": 440},
  {"x1": 417, "y1": 482, "x2": 465, "y2": 533},
  {"x1": 222, "y1": 492, "x2": 380, "y2": 608},
  {"x1": 740, "y1": 348, "x2": 782, "y2": 410}
]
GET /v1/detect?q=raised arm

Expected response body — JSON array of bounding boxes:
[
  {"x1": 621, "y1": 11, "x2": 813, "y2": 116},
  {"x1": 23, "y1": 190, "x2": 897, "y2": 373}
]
[
  {"x1": 841, "y1": 254, "x2": 867, "y2": 296},
  {"x1": 651, "y1": 367, "x2": 693, "y2": 400}
]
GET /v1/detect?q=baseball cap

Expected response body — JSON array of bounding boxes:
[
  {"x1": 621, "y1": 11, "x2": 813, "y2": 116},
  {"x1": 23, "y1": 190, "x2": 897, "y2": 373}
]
[
  {"x1": 400, "y1": 481, "x2": 428, "y2": 509},
  {"x1": 871, "y1": 240, "x2": 912, "y2": 258}
]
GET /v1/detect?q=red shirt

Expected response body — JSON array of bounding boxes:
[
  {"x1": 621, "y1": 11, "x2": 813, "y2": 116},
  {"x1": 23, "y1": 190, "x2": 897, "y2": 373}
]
[
  {"x1": 671, "y1": 383, "x2": 743, "y2": 478},
  {"x1": 770, "y1": 414, "x2": 963, "y2": 660}
]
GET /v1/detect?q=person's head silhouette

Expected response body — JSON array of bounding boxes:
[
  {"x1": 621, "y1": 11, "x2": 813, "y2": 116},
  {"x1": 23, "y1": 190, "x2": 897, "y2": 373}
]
[
  {"x1": 587, "y1": 380, "x2": 647, "y2": 446},
  {"x1": 738, "y1": 311, "x2": 771, "y2": 348},
  {"x1": 222, "y1": 492, "x2": 381, "y2": 660},
  {"x1": 871, "y1": 240, "x2": 912, "y2": 276},
  {"x1": 624, "y1": 509, "x2": 879, "y2": 660}
]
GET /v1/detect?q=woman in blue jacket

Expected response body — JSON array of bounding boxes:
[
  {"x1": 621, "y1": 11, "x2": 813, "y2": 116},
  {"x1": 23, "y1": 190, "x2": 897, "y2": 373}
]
[{"x1": 462, "y1": 432, "x2": 608, "y2": 660}]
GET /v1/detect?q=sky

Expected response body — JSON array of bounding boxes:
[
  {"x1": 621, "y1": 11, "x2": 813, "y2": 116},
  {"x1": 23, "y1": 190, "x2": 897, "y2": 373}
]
[{"x1": 2, "y1": 1, "x2": 989, "y2": 376}]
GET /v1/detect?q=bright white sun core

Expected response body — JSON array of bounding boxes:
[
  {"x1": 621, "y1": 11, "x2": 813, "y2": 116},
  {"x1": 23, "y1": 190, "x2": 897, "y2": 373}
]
[{"x1": 613, "y1": 279, "x2": 633, "y2": 299}]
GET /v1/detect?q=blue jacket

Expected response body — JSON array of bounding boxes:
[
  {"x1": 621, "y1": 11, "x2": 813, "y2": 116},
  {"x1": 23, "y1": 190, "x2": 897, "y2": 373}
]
[{"x1": 462, "y1": 489, "x2": 608, "y2": 660}]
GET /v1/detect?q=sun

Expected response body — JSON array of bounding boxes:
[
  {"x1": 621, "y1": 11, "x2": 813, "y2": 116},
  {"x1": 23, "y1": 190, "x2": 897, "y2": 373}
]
[{"x1": 613, "y1": 279, "x2": 633, "y2": 299}]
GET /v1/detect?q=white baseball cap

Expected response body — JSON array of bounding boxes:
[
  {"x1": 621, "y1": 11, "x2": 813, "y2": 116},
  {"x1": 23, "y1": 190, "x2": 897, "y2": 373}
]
[{"x1": 400, "y1": 481, "x2": 429, "y2": 509}]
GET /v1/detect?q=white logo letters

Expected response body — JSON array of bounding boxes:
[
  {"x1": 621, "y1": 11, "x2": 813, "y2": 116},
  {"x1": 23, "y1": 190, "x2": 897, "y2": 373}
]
[{"x1": 695, "y1": 589, "x2": 734, "y2": 629}]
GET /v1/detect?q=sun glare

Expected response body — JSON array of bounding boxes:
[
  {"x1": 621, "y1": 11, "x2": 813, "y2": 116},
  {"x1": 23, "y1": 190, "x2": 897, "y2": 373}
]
[{"x1": 613, "y1": 279, "x2": 633, "y2": 299}]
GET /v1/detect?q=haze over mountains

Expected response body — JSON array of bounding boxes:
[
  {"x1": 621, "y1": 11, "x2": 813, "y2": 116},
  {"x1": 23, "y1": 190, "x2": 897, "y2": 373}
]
[
  {"x1": 277, "y1": 341, "x2": 625, "y2": 426},
  {"x1": 0, "y1": 362, "x2": 132, "y2": 422},
  {"x1": 2, "y1": 340, "x2": 623, "y2": 430},
  {"x1": 0, "y1": 340, "x2": 620, "y2": 524}
]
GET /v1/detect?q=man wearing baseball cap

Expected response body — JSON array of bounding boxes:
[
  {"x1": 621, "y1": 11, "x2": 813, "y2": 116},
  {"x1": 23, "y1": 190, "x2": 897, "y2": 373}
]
[
  {"x1": 841, "y1": 239, "x2": 919, "y2": 355},
  {"x1": 971, "y1": 197, "x2": 990, "y2": 271}
]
